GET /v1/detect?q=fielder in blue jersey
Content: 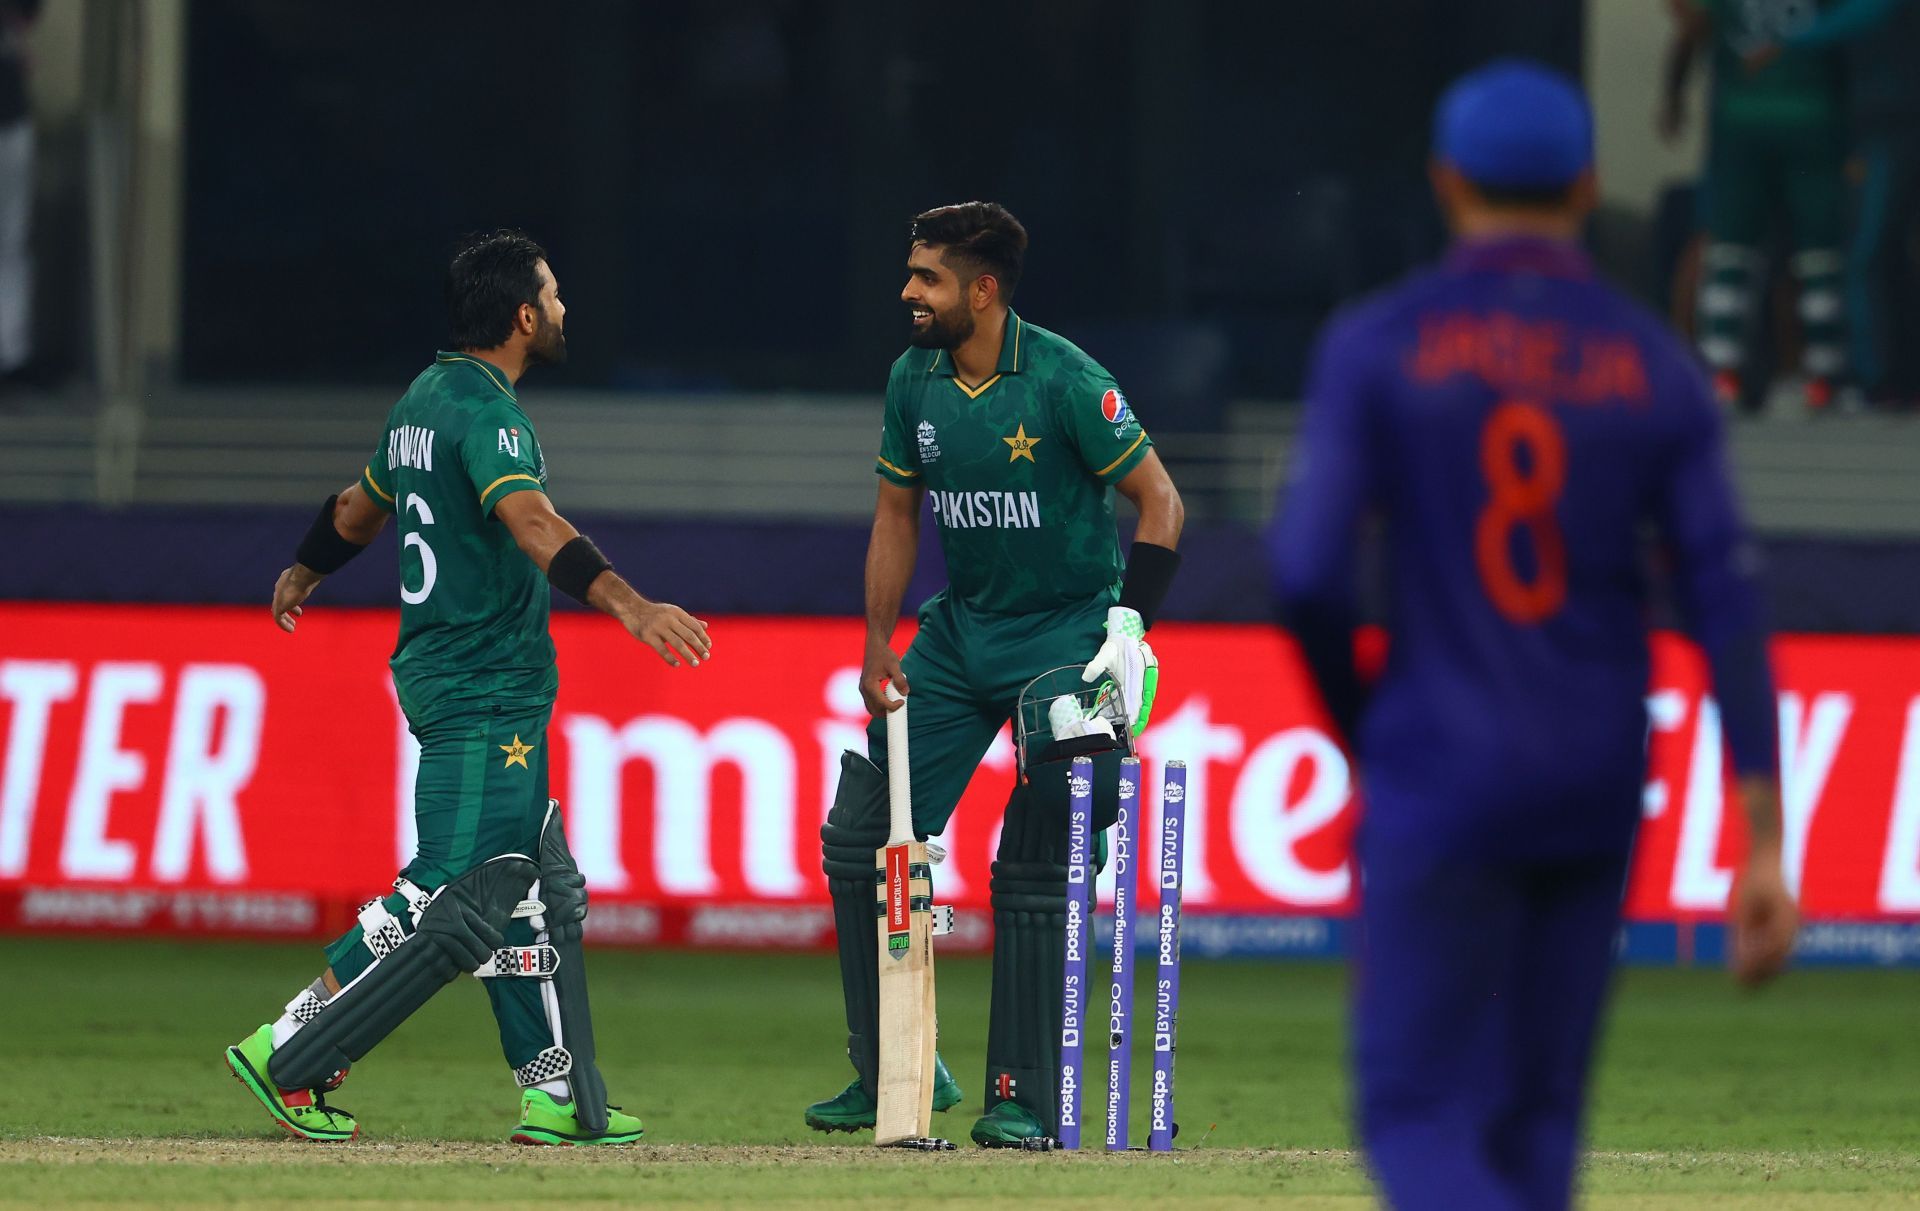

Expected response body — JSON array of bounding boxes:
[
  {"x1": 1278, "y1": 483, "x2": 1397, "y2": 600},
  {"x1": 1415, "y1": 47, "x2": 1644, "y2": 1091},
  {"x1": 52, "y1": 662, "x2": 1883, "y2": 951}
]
[{"x1": 1269, "y1": 61, "x2": 1800, "y2": 1211}]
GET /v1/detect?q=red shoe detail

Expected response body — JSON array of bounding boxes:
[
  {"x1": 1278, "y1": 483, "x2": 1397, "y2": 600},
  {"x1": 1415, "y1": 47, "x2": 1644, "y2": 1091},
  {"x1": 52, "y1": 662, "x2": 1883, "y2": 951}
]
[
  {"x1": 1805, "y1": 378, "x2": 1834, "y2": 410},
  {"x1": 281, "y1": 1087, "x2": 314, "y2": 1108}
]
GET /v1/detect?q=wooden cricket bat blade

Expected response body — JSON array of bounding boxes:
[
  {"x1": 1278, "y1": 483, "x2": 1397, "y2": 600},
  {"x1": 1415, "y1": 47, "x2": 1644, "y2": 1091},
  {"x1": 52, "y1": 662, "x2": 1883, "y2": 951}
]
[{"x1": 874, "y1": 839, "x2": 940, "y2": 1146}]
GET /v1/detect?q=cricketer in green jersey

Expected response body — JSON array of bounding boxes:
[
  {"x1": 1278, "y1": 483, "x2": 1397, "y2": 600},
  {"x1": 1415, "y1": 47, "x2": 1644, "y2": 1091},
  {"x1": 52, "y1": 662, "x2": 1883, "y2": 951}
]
[
  {"x1": 1664, "y1": 0, "x2": 1851, "y2": 408},
  {"x1": 225, "y1": 230, "x2": 710, "y2": 1145},
  {"x1": 806, "y1": 203, "x2": 1186, "y2": 1148}
]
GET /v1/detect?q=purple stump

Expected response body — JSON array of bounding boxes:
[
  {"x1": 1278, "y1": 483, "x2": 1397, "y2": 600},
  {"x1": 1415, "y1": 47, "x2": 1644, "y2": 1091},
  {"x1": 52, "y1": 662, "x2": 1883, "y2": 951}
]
[
  {"x1": 1058, "y1": 755, "x2": 1094, "y2": 1149},
  {"x1": 1106, "y1": 756, "x2": 1141, "y2": 1150},
  {"x1": 1149, "y1": 760, "x2": 1186, "y2": 1152}
]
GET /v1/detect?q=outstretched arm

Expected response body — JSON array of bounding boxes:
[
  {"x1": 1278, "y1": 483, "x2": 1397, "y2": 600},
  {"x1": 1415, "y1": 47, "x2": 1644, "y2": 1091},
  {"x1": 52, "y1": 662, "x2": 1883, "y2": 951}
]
[
  {"x1": 271, "y1": 483, "x2": 390, "y2": 633},
  {"x1": 493, "y1": 490, "x2": 712, "y2": 669}
]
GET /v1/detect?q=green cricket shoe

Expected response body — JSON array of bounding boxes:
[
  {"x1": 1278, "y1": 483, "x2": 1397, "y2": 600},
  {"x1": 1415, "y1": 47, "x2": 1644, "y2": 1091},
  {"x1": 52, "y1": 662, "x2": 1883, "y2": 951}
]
[
  {"x1": 224, "y1": 1024, "x2": 359, "y2": 1142},
  {"x1": 970, "y1": 1099, "x2": 1053, "y2": 1149},
  {"x1": 803, "y1": 1053, "x2": 963, "y2": 1133},
  {"x1": 510, "y1": 1089, "x2": 645, "y2": 1146}
]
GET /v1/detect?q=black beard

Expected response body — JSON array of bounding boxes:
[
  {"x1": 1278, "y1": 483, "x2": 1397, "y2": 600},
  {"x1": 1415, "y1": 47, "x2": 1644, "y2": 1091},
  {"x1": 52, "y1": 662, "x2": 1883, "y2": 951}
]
[
  {"x1": 908, "y1": 305, "x2": 974, "y2": 350},
  {"x1": 528, "y1": 313, "x2": 568, "y2": 366}
]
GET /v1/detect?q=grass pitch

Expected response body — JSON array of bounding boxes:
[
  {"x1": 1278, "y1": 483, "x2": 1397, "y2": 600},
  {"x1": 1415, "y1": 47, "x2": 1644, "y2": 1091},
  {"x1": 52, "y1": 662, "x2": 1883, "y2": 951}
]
[{"x1": 1, "y1": 937, "x2": 1915, "y2": 1207}]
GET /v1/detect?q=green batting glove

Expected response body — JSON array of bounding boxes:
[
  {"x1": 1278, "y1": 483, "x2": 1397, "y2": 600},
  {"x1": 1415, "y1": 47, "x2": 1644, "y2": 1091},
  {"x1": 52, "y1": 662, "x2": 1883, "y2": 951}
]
[{"x1": 1133, "y1": 642, "x2": 1159, "y2": 736}]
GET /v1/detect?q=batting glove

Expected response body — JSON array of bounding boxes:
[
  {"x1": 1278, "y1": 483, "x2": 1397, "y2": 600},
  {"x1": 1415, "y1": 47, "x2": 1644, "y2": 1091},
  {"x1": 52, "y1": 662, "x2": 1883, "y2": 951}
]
[{"x1": 1081, "y1": 606, "x2": 1160, "y2": 737}]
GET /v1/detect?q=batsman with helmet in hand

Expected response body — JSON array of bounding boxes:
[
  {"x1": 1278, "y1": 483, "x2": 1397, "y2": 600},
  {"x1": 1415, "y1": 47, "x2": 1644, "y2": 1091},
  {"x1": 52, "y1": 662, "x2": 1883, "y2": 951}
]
[{"x1": 805, "y1": 202, "x2": 1185, "y2": 1148}]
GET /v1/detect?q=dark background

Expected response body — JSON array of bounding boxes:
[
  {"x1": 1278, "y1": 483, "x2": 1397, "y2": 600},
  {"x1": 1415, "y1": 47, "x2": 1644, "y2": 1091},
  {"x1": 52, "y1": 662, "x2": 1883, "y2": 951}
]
[{"x1": 179, "y1": 0, "x2": 1583, "y2": 395}]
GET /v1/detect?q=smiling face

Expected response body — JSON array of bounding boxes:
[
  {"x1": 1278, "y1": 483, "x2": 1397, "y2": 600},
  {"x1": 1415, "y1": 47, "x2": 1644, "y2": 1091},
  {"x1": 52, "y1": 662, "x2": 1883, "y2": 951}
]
[{"x1": 901, "y1": 242, "x2": 979, "y2": 350}]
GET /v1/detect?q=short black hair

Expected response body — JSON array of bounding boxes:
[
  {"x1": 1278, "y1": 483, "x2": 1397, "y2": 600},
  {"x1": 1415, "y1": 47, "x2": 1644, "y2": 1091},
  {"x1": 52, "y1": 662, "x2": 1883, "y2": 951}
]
[
  {"x1": 1469, "y1": 180, "x2": 1579, "y2": 210},
  {"x1": 447, "y1": 229, "x2": 547, "y2": 350},
  {"x1": 909, "y1": 202, "x2": 1028, "y2": 300}
]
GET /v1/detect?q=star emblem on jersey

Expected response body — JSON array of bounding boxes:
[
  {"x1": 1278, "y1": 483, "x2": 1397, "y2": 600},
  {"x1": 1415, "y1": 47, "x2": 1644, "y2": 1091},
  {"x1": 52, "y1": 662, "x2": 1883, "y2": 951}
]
[
  {"x1": 1003, "y1": 424, "x2": 1042, "y2": 463},
  {"x1": 499, "y1": 735, "x2": 536, "y2": 770}
]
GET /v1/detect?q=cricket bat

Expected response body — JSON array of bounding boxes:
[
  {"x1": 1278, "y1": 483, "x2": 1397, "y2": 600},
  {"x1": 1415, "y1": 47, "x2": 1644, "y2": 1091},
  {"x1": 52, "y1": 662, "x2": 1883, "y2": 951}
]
[{"x1": 873, "y1": 683, "x2": 939, "y2": 1147}]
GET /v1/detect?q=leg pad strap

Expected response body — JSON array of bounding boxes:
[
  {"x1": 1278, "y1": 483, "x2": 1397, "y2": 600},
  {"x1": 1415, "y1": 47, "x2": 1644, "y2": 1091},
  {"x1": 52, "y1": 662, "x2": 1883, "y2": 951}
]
[
  {"x1": 516, "y1": 1044, "x2": 575, "y2": 1088},
  {"x1": 475, "y1": 945, "x2": 561, "y2": 978}
]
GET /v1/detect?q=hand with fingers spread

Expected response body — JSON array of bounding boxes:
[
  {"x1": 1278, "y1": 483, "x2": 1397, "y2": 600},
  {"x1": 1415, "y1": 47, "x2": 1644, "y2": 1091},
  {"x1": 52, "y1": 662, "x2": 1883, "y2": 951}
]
[{"x1": 623, "y1": 601, "x2": 712, "y2": 668}]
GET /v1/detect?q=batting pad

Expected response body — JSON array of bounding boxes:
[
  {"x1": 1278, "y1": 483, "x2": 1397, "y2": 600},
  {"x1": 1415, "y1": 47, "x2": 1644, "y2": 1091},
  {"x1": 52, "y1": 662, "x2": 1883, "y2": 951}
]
[
  {"x1": 531, "y1": 800, "x2": 611, "y2": 1134},
  {"x1": 267, "y1": 853, "x2": 538, "y2": 1092}
]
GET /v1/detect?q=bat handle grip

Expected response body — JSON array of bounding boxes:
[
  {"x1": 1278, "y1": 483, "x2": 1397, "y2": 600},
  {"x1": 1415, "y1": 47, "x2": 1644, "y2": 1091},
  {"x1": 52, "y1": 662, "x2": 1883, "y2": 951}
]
[{"x1": 884, "y1": 683, "x2": 912, "y2": 845}]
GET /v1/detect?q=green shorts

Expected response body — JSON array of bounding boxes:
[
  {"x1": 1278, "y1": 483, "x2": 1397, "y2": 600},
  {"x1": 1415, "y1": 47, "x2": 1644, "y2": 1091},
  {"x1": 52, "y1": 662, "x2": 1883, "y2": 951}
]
[
  {"x1": 320, "y1": 702, "x2": 559, "y2": 1069},
  {"x1": 868, "y1": 588, "x2": 1113, "y2": 836},
  {"x1": 324, "y1": 703, "x2": 552, "y2": 975},
  {"x1": 400, "y1": 704, "x2": 553, "y2": 887},
  {"x1": 1703, "y1": 111, "x2": 1846, "y2": 250}
]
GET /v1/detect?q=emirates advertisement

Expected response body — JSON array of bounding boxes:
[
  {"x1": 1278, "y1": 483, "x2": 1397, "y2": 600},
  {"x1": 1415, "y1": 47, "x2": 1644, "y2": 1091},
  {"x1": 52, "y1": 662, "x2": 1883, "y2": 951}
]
[{"x1": 2, "y1": 605, "x2": 1918, "y2": 957}]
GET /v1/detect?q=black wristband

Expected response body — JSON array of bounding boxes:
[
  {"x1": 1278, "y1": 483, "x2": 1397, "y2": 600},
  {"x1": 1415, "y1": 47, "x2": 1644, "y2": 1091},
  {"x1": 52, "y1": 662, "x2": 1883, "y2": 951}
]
[
  {"x1": 548, "y1": 535, "x2": 613, "y2": 605},
  {"x1": 294, "y1": 494, "x2": 370, "y2": 575},
  {"x1": 1117, "y1": 541, "x2": 1181, "y2": 628}
]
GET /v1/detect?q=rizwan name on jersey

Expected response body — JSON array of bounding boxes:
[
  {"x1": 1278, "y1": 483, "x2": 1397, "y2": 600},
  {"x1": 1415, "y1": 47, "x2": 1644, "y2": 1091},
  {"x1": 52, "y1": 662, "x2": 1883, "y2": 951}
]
[
  {"x1": 930, "y1": 489, "x2": 1043, "y2": 530},
  {"x1": 388, "y1": 425, "x2": 437, "y2": 472}
]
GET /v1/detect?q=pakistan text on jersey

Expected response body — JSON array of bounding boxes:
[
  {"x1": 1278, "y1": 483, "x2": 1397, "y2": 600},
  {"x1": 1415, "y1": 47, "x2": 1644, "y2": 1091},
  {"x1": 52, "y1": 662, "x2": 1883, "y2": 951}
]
[
  {"x1": 388, "y1": 425, "x2": 437, "y2": 472},
  {"x1": 930, "y1": 490, "x2": 1043, "y2": 530}
]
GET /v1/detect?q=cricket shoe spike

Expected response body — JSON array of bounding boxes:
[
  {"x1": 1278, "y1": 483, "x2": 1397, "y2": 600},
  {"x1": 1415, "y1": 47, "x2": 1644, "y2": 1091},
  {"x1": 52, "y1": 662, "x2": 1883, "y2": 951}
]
[
  {"x1": 804, "y1": 1053, "x2": 963, "y2": 1133},
  {"x1": 969, "y1": 1099, "x2": 1056, "y2": 1149},
  {"x1": 224, "y1": 1024, "x2": 359, "y2": 1142}
]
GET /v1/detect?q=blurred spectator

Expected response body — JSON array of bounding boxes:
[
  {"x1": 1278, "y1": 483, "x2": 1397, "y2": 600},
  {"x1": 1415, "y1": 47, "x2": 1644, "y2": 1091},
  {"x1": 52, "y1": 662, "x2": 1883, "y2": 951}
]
[
  {"x1": 1806, "y1": 0, "x2": 1920, "y2": 406},
  {"x1": 0, "y1": 0, "x2": 37, "y2": 390},
  {"x1": 1663, "y1": 0, "x2": 1851, "y2": 412}
]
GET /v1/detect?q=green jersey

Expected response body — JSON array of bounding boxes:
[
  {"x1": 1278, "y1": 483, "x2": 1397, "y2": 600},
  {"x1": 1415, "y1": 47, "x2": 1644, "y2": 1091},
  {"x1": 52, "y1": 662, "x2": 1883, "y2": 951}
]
[
  {"x1": 1697, "y1": 0, "x2": 1845, "y2": 126},
  {"x1": 359, "y1": 352, "x2": 558, "y2": 726},
  {"x1": 875, "y1": 311, "x2": 1154, "y2": 616}
]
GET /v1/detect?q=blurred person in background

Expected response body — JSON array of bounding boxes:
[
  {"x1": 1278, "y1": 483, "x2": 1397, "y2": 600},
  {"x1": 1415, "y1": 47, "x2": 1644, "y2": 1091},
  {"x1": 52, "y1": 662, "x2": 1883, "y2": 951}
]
[
  {"x1": 1271, "y1": 62, "x2": 1798, "y2": 1211},
  {"x1": 1742, "y1": 0, "x2": 1920, "y2": 408},
  {"x1": 0, "y1": 0, "x2": 38, "y2": 391},
  {"x1": 1663, "y1": 0, "x2": 1853, "y2": 412}
]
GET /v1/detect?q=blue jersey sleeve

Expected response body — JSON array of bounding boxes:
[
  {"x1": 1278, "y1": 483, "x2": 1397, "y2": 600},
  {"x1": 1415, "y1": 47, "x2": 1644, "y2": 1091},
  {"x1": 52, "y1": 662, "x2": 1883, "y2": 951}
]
[
  {"x1": 1654, "y1": 358, "x2": 1778, "y2": 776},
  {"x1": 1268, "y1": 317, "x2": 1381, "y2": 741}
]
